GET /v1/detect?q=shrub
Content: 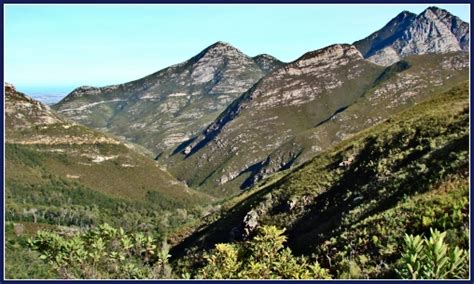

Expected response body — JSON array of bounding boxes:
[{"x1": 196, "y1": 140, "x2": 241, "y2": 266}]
[
  {"x1": 396, "y1": 228, "x2": 468, "y2": 279},
  {"x1": 196, "y1": 225, "x2": 331, "y2": 279}
]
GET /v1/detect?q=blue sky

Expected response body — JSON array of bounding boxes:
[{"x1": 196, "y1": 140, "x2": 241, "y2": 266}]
[{"x1": 5, "y1": 4, "x2": 470, "y2": 95}]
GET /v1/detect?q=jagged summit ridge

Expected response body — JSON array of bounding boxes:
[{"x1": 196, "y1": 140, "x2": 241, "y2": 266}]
[
  {"x1": 184, "y1": 44, "x2": 367, "y2": 149},
  {"x1": 191, "y1": 41, "x2": 248, "y2": 65},
  {"x1": 354, "y1": 6, "x2": 469, "y2": 66},
  {"x1": 185, "y1": 44, "x2": 365, "y2": 152},
  {"x1": 168, "y1": 43, "x2": 387, "y2": 193}
]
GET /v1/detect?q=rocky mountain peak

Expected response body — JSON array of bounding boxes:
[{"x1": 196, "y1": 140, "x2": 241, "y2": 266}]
[
  {"x1": 422, "y1": 6, "x2": 444, "y2": 17},
  {"x1": 353, "y1": 11, "x2": 416, "y2": 58},
  {"x1": 74, "y1": 85, "x2": 99, "y2": 92},
  {"x1": 193, "y1": 41, "x2": 247, "y2": 62},
  {"x1": 253, "y1": 54, "x2": 279, "y2": 62},
  {"x1": 60, "y1": 85, "x2": 104, "y2": 103},
  {"x1": 398, "y1": 10, "x2": 416, "y2": 18},
  {"x1": 354, "y1": 6, "x2": 469, "y2": 66},
  {"x1": 210, "y1": 40, "x2": 232, "y2": 48},
  {"x1": 418, "y1": 7, "x2": 449, "y2": 21},
  {"x1": 388, "y1": 10, "x2": 417, "y2": 27},
  {"x1": 5, "y1": 83, "x2": 63, "y2": 130}
]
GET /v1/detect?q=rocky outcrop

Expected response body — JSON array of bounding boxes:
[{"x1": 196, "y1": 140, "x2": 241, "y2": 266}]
[
  {"x1": 354, "y1": 7, "x2": 469, "y2": 66},
  {"x1": 5, "y1": 83, "x2": 64, "y2": 130}
]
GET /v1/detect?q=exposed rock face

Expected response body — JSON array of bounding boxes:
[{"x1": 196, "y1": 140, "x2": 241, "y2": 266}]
[
  {"x1": 5, "y1": 82, "x2": 16, "y2": 92},
  {"x1": 5, "y1": 83, "x2": 130, "y2": 148},
  {"x1": 54, "y1": 42, "x2": 283, "y2": 154},
  {"x1": 354, "y1": 7, "x2": 469, "y2": 66}
]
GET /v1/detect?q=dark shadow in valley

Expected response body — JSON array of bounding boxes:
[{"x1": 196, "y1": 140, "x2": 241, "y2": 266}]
[
  {"x1": 183, "y1": 85, "x2": 258, "y2": 159},
  {"x1": 171, "y1": 137, "x2": 197, "y2": 156},
  {"x1": 238, "y1": 161, "x2": 265, "y2": 190},
  {"x1": 314, "y1": 105, "x2": 349, "y2": 127},
  {"x1": 372, "y1": 60, "x2": 411, "y2": 87}
]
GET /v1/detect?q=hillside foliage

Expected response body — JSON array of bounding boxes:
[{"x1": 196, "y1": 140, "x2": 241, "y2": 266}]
[{"x1": 27, "y1": 223, "x2": 172, "y2": 279}]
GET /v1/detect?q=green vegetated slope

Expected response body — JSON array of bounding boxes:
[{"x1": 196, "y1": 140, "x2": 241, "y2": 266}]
[
  {"x1": 5, "y1": 86, "x2": 213, "y2": 226},
  {"x1": 5, "y1": 85, "x2": 214, "y2": 278},
  {"x1": 169, "y1": 82, "x2": 469, "y2": 279},
  {"x1": 165, "y1": 49, "x2": 468, "y2": 197}
]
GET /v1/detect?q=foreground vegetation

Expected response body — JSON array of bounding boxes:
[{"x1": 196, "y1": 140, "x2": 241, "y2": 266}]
[
  {"x1": 169, "y1": 82, "x2": 470, "y2": 279},
  {"x1": 25, "y1": 223, "x2": 467, "y2": 279},
  {"x1": 5, "y1": 82, "x2": 470, "y2": 279}
]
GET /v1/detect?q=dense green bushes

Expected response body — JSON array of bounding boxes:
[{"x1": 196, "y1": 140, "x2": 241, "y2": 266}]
[
  {"x1": 6, "y1": 175, "x2": 212, "y2": 234},
  {"x1": 28, "y1": 223, "x2": 468, "y2": 279},
  {"x1": 29, "y1": 224, "x2": 330, "y2": 279},
  {"x1": 196, "y1": 226, "x2": 330, "y2": 279},
  {"x1": 5, "y1": 223, "x2": 58, "y2": 279}
]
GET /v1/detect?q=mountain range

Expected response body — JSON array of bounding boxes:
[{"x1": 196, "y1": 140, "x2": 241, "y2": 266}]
[
  {"x1": 51, "y1": 6, "x2": 469, "y2": 198},
  {"x1": 168, "y1": 47, "x2": 467, "y2": 195},
  {"x1": 5, "y1": 6, "x2": 470, "y2": 280},
  {"x1": 54, "y1": 42, "x2": 283, "y2": 155}
]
